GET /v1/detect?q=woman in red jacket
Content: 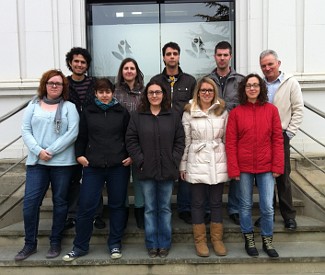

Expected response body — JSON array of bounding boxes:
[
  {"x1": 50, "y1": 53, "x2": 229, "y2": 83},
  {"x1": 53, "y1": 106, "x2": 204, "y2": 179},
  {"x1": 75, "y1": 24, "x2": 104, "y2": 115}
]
[{"x1": 226, "y1": 73, "x2": 284, "y2": 258}]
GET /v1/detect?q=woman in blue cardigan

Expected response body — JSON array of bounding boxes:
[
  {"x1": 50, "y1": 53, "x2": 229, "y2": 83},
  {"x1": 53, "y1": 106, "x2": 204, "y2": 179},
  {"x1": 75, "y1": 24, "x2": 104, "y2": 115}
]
[{"x1": 15, "y1": 69, "x2": 79, "y2": 261}]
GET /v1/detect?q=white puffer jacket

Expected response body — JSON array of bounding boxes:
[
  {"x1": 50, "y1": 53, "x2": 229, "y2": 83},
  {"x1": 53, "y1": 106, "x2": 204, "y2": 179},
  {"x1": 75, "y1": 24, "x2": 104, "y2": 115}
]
[{"x1": 180, "y1": 102, "x2": 229, "y2": 185}]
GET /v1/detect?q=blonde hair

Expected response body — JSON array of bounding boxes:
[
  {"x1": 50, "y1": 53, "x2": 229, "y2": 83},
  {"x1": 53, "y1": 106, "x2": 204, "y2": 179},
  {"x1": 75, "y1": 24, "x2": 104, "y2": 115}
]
[{"x1": 184, "y1": 77, "x2": 225, "y2": 116}]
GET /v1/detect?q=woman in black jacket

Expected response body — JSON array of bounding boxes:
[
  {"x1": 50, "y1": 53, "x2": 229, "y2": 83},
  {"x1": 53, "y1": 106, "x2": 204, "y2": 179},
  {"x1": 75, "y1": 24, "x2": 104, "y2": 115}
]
[
  {"x1": 126, "y1": 80, "x2": 185, "y2": 258},
  {"x1": 63, "y1": 78, "x2": 131, "y2": 261}
]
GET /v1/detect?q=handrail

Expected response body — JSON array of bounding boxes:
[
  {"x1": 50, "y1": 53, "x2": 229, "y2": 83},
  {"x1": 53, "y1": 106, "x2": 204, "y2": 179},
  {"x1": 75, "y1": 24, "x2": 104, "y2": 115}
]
[
  {"x1": 292, "y1": 100, "x2": 325, "y2": 174},
  {"x1": 304, "y1": 101, "x2": 325, "y2": 119},
  {"x1": 0, "y1": 98, "x2": 31, "y2": 123}
]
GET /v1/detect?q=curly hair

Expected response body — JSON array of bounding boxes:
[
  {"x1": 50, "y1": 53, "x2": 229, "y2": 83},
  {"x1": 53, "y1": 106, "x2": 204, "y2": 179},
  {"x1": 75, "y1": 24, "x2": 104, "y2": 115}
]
[
  {"x1": 65, "y1": 47, "x2": 92, "y2": 72},
  {"x1": 116, "y1": 58, "x2": 144, "y2": 88},
  {"x1": 162, "y1": 42, "x2": 180, "y2": 56},
  {"x1": 37, "y1": 69, "x2": 69, "y2": 100},
  {"x1": 238, "y1": 73, "x2": 268, "y2": 105},
  {"x1": 137, "y1": 80, "x2": 171, "y2": 112},
  {"x1": 185, "y1": 77, "x2": 225, "y2": 116}
]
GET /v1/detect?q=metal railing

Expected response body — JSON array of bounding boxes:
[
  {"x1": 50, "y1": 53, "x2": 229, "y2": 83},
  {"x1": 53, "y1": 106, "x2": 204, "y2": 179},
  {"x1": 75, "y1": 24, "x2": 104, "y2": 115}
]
[{"x1": 290, "y1": 102, "x2": 325, "y2": 174}]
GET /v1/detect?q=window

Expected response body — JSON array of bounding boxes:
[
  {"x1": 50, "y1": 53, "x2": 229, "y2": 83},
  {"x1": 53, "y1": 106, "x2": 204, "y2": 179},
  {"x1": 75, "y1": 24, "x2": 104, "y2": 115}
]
[{"x1": 87, "y1": 1, "x2": 235, "y2": 82}]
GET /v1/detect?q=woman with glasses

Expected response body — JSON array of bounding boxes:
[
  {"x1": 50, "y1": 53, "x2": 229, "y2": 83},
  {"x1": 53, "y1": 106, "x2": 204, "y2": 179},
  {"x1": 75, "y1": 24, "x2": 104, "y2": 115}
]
[
  {"x1": 226, "y1": 73, "x2": 284, "y2": 258},
  {"x1": 179, "y1": 77, "x2": 228, "y2": 257},
  {"x1": 62, "y1": 77, "x2": 131, "y2": 261},
  {"x1": 114, "y1": 58, "x2": 145, "y2": 229},
  {"x1": 16, "y1": 69, "x2": 79, "y2": 261},
  {"x1": 126, "y1": 80, "x2": 185, "y2": 258}
]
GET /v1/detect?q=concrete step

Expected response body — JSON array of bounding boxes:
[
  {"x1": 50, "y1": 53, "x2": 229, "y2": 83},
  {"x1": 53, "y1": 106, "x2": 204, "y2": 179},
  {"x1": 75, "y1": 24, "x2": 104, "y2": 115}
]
[
  {"x1": 1, "y1": 242, "x2": 325, "y2": 275},
  {"x1": 1, "y1": 207, "x2": 325, "y2": 246}
]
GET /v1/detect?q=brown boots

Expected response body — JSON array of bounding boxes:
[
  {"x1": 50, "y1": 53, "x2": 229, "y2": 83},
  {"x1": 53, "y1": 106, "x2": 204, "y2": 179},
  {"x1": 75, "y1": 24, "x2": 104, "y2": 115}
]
[
  {"x1": 193, "y1": 223, "x2": 227, "y2": 257},
  {"x1": 210, "y1": 222, "x2": 227, "y2": 256}
]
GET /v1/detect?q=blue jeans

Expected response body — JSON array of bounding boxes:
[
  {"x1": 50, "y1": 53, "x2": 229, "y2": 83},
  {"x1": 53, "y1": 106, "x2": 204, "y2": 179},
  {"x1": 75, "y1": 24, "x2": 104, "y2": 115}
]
[
  {"x1": 239, "y1": 172, "x2": 275, "y2": 236},
  {"x1": 176, "y1": 179, "x2": 191, "y2": 213},
  {"x1": 227, "y1": 179, "x2": 240, "y2": 215},
  {"x1": 140, "y1": 179, "x2": 174, "y2": 249},
  {"x1": 23, "y1": 164, "x2": 74, "y2": 248},
  {"x1": 125, "y1": 165, "x2": 144, "y2": 208},
  {"x1": 73, "y1": 165, "x2": 129, "y2": 254}
]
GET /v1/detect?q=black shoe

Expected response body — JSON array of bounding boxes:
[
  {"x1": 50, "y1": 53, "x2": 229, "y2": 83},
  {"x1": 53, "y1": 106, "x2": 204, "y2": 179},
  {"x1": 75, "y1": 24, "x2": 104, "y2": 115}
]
[
  {"x1": 229, "y1": 213, "x2": 240, "y2": 225},
  {"x1": 148, "y1": 248, "x2": 158, "y2": 258},
  {"x1": 204, "y1": 213, "x2": 211, "y2": 224},
  {"x1": 46, "y1": 245, "x2": 61, "y2": 258},
  {"x1": 63, "y1": 218, "x2": 75, "y2": 231},
  {"x1": 94, "y1": 216, "x2": 106, "y2": 229},
  {"x1": 158, "y1": 248, "x2": 169, "y2": 258},
  {"x1": 243, "y1": 232, "x2": 259, "y2": 257},
  {"x1": 262, "y1": 236, "x2": 279, "y2": 258},
  {"x1": 15, "y1": 245, "x2": 37, "y2": 261},
  {"x1": 284, "y1": 218, "x2": 297, "y2": 230},
  {"x1": 254, "y1": 217, "x2": 261, "y2": 227},
  {"x1": 178, "y1": 211, "x2": 192, "y2": 224},
  {"x1": 134, "y1": 207, "x2": 145, "y2": 229}
]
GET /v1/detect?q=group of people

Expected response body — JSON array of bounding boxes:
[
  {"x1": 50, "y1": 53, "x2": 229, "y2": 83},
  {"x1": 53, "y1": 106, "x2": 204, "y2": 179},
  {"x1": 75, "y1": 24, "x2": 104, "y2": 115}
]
[{"x1": 14, "y1": 40, "x2": 303, "y2": 262}]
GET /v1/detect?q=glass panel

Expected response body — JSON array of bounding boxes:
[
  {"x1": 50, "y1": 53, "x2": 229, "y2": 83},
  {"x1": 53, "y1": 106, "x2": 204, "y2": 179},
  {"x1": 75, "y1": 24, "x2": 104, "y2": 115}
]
[
  {"x1": 88, "y1": 3, "x2": 161, "y2": 82},
  {"x1": 160, "y1": 2, "x2": 234, "y2": 78},
  {"x1": 87, "y1": 1, "x2": 235, "y2": 81}
]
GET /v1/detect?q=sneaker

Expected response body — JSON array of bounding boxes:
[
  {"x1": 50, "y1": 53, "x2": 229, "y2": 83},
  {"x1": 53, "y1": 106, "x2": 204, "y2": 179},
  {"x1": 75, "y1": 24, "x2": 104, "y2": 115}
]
[
  {"x1": 148, "y1": 248, "x2": 158, "y2": 258},
  {"x1": 62, "y1": 250, "x2": 80, "y2": 262},
  {"x1": 63, "y1": 218, "x2": 75, "y2": 231},
  {"x1": 94, "y1": 216, "x2": 106, "y2": 229},
  {"x1": 14, "y1": 245, "x2": 37, "y2": 261},
  {"x1": 158, "y1": 248, "x2": 169, "y2": 258},
  {"x1": 110, "y1": 248, "x2": 122, "y2": 259}
]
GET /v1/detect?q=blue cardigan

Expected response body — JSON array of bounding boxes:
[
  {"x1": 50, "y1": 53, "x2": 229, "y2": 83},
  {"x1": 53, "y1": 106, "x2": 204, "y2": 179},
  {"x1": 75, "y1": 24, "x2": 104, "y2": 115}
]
[{"x1": 21, "y1": 98, "x2": 79, "y2": 166}]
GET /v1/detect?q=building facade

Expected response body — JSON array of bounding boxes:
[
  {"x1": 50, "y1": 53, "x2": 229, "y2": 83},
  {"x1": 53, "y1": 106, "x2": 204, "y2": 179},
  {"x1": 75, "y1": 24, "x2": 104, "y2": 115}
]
[{"x1": 0, "y1": 0, "x2": 324, "y2": 157}]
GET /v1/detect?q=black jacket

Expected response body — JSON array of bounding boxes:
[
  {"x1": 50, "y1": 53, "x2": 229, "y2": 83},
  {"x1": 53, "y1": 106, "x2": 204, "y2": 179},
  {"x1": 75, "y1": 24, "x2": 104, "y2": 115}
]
[
  {"x1": 75, "y1": 102, "x2": 130, "y2": 167},
  {"x1": 150, "y1": 67, "x2": 196, "y2": 116},
  {"x1": 126, "y1": 109, "x2": 185, "y2": 181}
]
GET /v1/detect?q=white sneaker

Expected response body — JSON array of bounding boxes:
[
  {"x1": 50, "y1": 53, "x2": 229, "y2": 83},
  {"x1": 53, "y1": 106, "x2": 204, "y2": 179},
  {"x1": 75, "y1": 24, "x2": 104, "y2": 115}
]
[{"x1": 110, "y1": 248, "x2": 122, "y2": 259}]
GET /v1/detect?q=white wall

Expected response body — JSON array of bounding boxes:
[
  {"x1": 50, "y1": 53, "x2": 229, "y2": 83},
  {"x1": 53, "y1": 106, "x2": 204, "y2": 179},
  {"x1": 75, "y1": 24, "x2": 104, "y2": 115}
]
[{"x1": 0, "y1": 0, "x2": 324, "y2": 158}]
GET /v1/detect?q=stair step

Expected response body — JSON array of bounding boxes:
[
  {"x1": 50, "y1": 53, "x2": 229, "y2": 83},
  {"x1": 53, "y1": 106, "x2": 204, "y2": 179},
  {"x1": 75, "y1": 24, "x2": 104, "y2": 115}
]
[{"x1": 1, "y1": 241, "x2": 325, "y2": 275}]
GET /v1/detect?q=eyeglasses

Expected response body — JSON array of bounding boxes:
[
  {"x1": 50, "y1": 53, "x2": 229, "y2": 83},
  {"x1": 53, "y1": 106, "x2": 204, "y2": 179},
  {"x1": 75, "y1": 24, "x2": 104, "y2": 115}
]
[
  {"x1": 46, "y1": 82, "x2": 63, "y2": 87},
  {"x1": 245, "y1": 83, "x2": 260, "y2": 89},
  {"x1": 199, "y1": 89, "x2": 214, "y2": 94},
  {"x1": 165, "y1": 52, "x2": 179, "y2": 56},
  {"x1": 148, "y1": 90, "x2": 163, "y2": 96}
]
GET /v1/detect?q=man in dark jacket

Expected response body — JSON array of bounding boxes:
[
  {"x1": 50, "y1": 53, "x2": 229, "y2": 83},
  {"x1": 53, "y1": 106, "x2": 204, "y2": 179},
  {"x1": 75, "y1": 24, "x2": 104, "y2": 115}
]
[
  {"x1": 209, "y1": 41, "x2": 244, "y2": 225},
  {"x1": 151, "y1": 42, "x2": 196, "y2": 224},
  {"x1": 64, "y1": 47, "x2": 105, "y2": 230}
]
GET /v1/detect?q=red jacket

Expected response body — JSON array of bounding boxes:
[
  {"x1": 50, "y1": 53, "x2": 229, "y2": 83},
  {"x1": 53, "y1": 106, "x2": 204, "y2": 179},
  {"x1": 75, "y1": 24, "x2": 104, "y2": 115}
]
[{"x1": 226, "y1": 102, "x2": 284, "y2": 178}]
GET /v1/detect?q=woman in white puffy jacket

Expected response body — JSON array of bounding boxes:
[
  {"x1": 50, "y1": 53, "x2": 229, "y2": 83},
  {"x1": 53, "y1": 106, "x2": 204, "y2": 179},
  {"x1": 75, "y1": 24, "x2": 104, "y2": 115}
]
[{"x1": 179, "y1": 77, "x2": 228, "y2": 257}]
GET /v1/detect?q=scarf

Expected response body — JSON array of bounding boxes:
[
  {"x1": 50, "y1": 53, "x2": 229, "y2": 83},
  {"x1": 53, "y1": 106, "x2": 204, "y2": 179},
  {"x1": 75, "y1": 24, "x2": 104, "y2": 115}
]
[
  {"x1": 42, "y1": 96, "x2": 64, "y2": 134},
  {"x1": 95, "y1": 97, "x2": 118, "y2": 111}
]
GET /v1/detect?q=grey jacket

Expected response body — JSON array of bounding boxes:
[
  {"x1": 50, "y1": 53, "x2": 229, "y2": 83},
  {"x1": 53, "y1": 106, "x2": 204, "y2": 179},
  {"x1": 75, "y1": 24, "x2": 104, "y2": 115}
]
[{"x1": 208, "y1": 68, "x2": 244, "y2": 111}]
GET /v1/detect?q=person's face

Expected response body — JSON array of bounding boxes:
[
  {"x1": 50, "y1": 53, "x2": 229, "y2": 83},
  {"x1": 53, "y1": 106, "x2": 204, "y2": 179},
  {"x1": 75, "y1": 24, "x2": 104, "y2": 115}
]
[
  {"x1": 163, "y1": 47, "x2": 180, "y2": 69},
  {"x1": 122, "y1": 61, "x2": 137, "y2": 82},
  {"x1": 147, "y1": 84, "x2": 163, "y2": 107},
  {"x1": 260, "y1": 54, "x2": 281, "y2": 82},
  {"x1": 198, "y1": 82, "x2": 215, "y2": 106},
  {"x1": 69, "y1": 54, "x2": 88, "y2": 76},
  {"x1": 214, "y1": 48, "x2": 232, "y2": 70},
  {"x1": 46, "y1": 75, "x2": 64, "y2": 100},
  {"x1": 95, "y1": 89, "x2": 113, "y2": 104},
  {"x1": 245, "y1": 77, "x2": 261, "y2": 103}
]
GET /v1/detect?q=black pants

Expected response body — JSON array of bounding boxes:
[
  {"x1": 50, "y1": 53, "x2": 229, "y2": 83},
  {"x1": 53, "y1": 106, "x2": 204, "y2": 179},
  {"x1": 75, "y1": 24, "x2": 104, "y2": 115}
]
[{"x1": 274, "y1": 132, "x2": 296, "y2": 220}]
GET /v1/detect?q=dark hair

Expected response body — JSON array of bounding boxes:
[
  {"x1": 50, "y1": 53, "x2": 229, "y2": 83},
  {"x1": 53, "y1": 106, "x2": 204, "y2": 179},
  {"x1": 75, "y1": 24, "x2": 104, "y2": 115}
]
[
  {"x1": 138, "y1": 80, "x2": 171, "y2": 112},
  {"x1": 38, "y1": 69, "x2": 69, "y2": 100},
  {"x1": 94, "y1": 77, "x2": 115, "y2": 92},
  {"x1": 214, "y1": 41, "x2": 232, "y2": 55},
  {"x1": 116, "y1": 58, "x2": 144, "y2": 88},
  {"x1": 238, "y1": 73, "x2": 268, "y2": 105},
  {"x1": 65, "y1": 47, "x2": 92, "y2": 72},
  {"x1": 162, "y1": 42, "x2": 181, "y2": 56}
]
